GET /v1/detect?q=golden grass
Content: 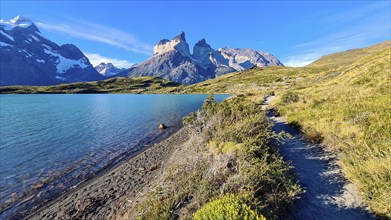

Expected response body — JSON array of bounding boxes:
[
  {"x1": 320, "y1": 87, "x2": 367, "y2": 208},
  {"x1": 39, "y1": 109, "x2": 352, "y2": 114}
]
[
  {"x1": 275, "y1": 47, "x2": 391, "y2": 217},
  {"x1": 173, "y1": 40, "x2": 391, "y2": 217}
]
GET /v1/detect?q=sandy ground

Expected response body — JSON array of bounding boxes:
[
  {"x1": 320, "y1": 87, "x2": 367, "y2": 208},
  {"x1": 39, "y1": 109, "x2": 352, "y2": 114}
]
[
  {"x1": 28, "y1": 127, "x2": 189, "y2": 220},
  {"x1": 263, "y1": 95, "x2": 375, "y2": 220}
]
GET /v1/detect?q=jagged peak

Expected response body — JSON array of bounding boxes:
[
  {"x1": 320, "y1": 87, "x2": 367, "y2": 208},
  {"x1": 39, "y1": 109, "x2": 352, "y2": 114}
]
[
  {"x1": 157, "y1": 39, "x2": 170, "y2": 45},
  {"x1": 172, "y1": 31, "x2": 186, "y2": 41},
  {"x1": 153, "y1": 32, "x2": 191, "y2": 57},
  {"x1": 10, "y1": 15, "x2": 31, "y2": 24},
  {"x1": 195, "y1": 38, "x2": 211, "y2": 48},
  {"x1": 0, "y1": 15, "x2": 36, "y2": 31}
]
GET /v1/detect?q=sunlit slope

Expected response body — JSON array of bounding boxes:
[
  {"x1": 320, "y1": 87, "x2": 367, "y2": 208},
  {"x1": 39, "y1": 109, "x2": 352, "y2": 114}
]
[
  {"x1": 308, "y1": 40, "x2": 390, "y2": 68},
  {"x1": 276, "y1": 46, "x2": 391, "y2": 217},
  {"x1": 181, "y1": 40, "x2": 390, "y2": 217}
]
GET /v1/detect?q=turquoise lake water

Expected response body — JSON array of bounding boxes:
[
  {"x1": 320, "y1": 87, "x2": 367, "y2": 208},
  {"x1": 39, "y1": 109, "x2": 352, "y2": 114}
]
[{"x1": 0, "y1": 94, "x2": 229, "y2": 218}]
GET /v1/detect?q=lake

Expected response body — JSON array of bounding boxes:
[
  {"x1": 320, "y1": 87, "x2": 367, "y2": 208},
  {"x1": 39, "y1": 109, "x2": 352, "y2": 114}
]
[{"x1": 0, "y1": 94, "x2": 229, "y2": 218}]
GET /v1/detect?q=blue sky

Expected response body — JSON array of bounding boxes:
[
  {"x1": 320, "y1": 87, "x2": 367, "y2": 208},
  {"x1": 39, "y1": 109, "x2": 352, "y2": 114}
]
[{"x1": 1, "y1": 1, "x2": 390, "y2": 67}]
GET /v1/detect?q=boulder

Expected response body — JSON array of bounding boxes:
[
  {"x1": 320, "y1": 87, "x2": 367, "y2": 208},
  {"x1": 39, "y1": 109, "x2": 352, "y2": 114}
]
[{"x1": 159, "y1": 123, "x2": 167, "y2": 129}]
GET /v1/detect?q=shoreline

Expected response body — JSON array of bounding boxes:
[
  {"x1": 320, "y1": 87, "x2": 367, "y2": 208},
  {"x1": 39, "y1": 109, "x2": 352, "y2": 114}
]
[{"x1": 26, "y1": 125, "x2": 189, "y2": 219}]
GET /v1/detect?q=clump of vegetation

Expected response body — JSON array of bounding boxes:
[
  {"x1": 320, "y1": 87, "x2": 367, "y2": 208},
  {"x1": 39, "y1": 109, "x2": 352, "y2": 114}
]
[
  {"x1": 193, "y1": 194, "x2": 266, "y2": 220},
  {"x1": 281, "y1": 92, "x2": 299, "y2": 104},
  {"x1": 136, "y1": 95, "x2": 301, "y2": 219}
]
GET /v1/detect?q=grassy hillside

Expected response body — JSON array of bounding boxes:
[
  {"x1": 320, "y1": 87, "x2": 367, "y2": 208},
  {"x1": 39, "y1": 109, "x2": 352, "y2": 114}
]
[
  {"x1": 0, "y1": 77, "x2": 179, "y2": 94},
  {"x1": 176, "y1": 40, "x2": 390, "y2": 217},
  {"x1": 308, "y1": 40, "x2": 390, "y2": 68},
  {"x1": 274, "y1": 46, "x2": 391, "y2": 217}
]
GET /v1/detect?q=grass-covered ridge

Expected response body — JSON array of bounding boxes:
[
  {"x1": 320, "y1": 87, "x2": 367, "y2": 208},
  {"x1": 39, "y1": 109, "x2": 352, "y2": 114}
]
[
  {"x1": 0, "y1": 77, "x2": 179, "y2": 94},
  {"x1": 134, "y1": 95, "x2": 301, "y2": 219},
  {"x1": 274, "y1": 46, "x2": 391, "y2": 217},
  {"x1": 174, "y1": 40, "x2": 390, "y2": 217}
]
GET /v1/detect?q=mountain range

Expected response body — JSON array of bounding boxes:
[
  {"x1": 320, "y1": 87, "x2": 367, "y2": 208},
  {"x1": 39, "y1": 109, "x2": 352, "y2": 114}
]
[
  {"x1": 0, "y1": 16, "x2": 104, "y2": 86},
  {"x1": 117, "y1": 32, "x2": 283, "y2": 84},
  {"x1": 0, "y1": 16, "x2": 283, "y2": 86}
]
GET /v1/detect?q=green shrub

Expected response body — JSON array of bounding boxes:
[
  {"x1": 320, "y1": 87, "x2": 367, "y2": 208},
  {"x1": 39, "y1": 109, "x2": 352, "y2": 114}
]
[{"x1": 193, "y1": 194, "x2": 266, "y2": 220}]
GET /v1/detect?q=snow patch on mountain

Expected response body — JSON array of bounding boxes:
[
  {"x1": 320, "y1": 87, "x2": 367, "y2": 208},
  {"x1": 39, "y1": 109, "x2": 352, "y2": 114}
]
[
  {"x1": 44, "y1": 48, "x2": 88, "y2": 74},
  {"x1": 55, "y1": 76, "x2": 67, "y2": 81},
  {"x1": 0, "y1": 42, "x2": 13, "y2": 47},
  {"x1": 0, "y1": 15, "x2": 34, "y2": 31},
  {"x1": 30, "y1": 34, "x2": 40, "y2": 41},
  {"x1": 0, "y1": 30, "x2": 14, "y2": 41}
]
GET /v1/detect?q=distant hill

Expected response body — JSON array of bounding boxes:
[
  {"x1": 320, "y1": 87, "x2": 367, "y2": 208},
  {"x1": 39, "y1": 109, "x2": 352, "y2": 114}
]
[
  {"x1": 308, "y1": 40, "x2": 390, "y2": 68},
  {"x1": 0, "y1": 77, "x2": 179, "y2": 94}
]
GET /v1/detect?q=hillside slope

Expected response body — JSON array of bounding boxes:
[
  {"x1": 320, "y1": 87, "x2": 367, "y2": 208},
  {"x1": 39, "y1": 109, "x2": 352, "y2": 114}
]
[
  {"x1": 308, "y1": 40, "x2": 390, "y2": 68},
  {"x1": 180, "y1": 40, "x2": 390, "y2": 217},
  {"x1": 275, "y1": 46, "x2": 391, "y2": 218}
]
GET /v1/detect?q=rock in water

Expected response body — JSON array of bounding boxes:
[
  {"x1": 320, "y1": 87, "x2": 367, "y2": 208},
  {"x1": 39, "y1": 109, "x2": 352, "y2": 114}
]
[{"x1": 159, "y1": 123, "x2": 167, "y2": 129}]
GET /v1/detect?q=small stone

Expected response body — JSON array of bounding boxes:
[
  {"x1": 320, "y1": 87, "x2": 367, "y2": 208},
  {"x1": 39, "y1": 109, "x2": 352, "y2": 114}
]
[{"x1": 159, "y1": 123, "x2": 167, "y2": 129}]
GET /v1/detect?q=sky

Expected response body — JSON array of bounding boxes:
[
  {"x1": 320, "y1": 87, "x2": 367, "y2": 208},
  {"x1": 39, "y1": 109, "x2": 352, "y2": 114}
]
[{"x1": 1, "y1": 1, "x2": 390, "y2": 67}]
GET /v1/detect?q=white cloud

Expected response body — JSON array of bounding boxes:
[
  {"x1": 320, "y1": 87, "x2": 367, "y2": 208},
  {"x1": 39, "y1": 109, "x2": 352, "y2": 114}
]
[
  {"x1": 84, "y1": 52, "x2": 134, "y2": 69},
  {"x1": 35, "y1": 20, "x2": 153, "y2": 55}
]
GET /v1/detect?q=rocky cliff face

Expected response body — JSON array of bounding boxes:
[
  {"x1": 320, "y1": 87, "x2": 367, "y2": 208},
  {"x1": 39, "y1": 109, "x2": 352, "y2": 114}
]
[
  {"x1": 153, "y1": 32, "x2": 192, "y2": 58},
  {"x1": 218, "y1": 47, "x2": 283, "y2": 70},
  {"x1": 119, "y1": 32, "x2": 283, "y2": 84},
  {"x1": 95, "y1": 62, "x2": 125, "y2": 77},
  {"x1": 0, "y1": 16, "x2": 104, "y2": 86}
]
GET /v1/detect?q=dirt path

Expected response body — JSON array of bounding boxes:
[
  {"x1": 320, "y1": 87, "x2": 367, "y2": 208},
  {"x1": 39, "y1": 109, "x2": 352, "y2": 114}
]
[{"x1": 262, "y1": 95, "x2": 375, "y2": 220}]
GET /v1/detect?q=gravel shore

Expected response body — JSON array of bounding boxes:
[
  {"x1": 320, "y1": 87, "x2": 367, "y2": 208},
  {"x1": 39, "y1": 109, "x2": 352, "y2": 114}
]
[{"x1": 28, "y1": 127, "x2": 189, "y2": 220}]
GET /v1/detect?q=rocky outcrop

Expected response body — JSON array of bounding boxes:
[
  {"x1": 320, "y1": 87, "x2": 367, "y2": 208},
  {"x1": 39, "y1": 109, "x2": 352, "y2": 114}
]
[
  {"x1": 153, "y1": 32, "x2": 191, "y2": 58},
  {"x1": 218, "y1": 47, "x2": 283, "y2": 70},
  {"x1": 192, "y1": 38, "x2": 214, "y2": 67},
  {"x1": 119, "y1": 32, "x2": 283, "y2": 84},
  {"x1": 0, "y1": 16, "x2": 104, "y2": 86}
]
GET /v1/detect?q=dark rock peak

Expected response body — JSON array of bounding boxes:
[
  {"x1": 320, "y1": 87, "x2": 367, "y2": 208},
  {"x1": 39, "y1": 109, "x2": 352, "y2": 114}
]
[
  {"x1": 173, "y1": 31, "x2": 186, "y2": 41},
  {"x1": 195, "y1": 38, "x2": 211, "y2": 48},
  {"x1": 157, "y1": 39, "x2": 170, "y2": 45}
]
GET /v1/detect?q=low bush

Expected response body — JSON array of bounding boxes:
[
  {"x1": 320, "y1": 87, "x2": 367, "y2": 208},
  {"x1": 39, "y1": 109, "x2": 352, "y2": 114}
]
[{"x1": 193, "y1": 194, "x2": 266, "y2": 220}]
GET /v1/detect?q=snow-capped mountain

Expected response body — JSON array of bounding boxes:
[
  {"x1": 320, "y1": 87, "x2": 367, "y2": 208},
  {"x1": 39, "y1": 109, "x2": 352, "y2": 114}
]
[
  {"x1": 118, "y1": 32, "x2": 283, "y2": 84},
  {"x1": 0, "y1": 16, "x2": 104, "y2": 86},
  {"x1": 94, "y1": 62, "x2": 125, "y2": 77}
]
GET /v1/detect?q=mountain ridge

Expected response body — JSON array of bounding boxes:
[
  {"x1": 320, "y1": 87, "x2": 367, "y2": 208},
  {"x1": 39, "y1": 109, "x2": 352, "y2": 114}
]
[
  {"x1": 118, "y1": 32, "x2": 283, "y2": 84},
  {"x1": 0, "y1": 16, "x2": 104, "y2": 86}
]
